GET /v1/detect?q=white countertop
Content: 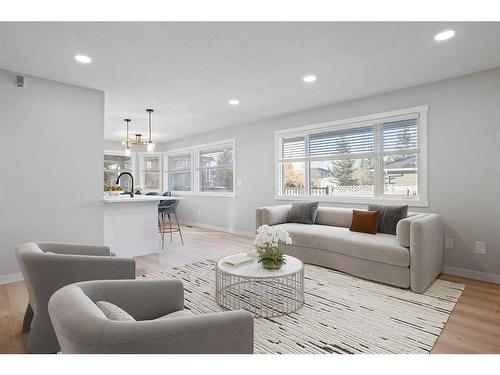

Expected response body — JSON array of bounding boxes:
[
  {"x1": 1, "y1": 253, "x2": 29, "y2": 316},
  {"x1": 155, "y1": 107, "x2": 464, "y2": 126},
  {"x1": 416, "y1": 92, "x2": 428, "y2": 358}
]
[{"x1": 103, "y1": 195, "x2": 183, "y2": 203}]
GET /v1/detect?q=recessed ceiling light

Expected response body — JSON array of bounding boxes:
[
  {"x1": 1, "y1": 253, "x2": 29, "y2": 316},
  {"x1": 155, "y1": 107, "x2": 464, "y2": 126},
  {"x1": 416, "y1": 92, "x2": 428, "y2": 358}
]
[
  {"x1": 434, "y1": 30, "x2": 455, "y2": 41},
  {"x1": 74, "y1": 54, "x2": 92, "y2": 63},
  {"x1": 303, "y1": 75, "x2": 317, "y2": 83},
  {"x1": 229, "y1": 99, "x2": 240, "y2": 106}
]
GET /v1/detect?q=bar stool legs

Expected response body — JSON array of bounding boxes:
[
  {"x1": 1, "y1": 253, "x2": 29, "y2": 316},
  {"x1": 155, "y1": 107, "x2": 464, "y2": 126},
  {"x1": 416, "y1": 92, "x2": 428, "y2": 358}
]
[
  {"x1": 175, "y1": 214, "x2": 184, "y2": 245},
  {"x1": 158, "y1": 212, "x2": 184, "y2": 249}
]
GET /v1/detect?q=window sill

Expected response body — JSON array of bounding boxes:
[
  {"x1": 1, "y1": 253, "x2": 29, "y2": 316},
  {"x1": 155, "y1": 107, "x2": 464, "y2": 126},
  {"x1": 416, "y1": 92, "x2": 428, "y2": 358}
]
[{"x1": 274, "y1": 194, "x2": 428, "y2": 208}]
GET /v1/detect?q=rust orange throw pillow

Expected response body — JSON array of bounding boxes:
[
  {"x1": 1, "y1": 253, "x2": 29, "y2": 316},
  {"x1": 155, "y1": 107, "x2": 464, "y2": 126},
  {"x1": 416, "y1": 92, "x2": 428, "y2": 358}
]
[{"x1": 349, "y1": 210, "x2": 380, "y2": 234}]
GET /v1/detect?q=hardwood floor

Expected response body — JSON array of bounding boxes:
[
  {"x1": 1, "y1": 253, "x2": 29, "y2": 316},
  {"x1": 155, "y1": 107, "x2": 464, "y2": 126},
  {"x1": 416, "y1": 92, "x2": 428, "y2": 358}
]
[{"x1": 1, "y1": 225, "x2": 499, "y2": 354}]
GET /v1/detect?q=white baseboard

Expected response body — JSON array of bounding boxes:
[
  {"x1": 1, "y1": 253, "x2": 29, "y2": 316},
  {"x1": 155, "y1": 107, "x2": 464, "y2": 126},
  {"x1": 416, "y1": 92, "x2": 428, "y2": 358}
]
[
  {"x1": 443, "y1": 265, "x2": 500, "y2": 285},
  {"x1": 182, "y1": 220, "x2": 254, "y2": 238},
  {"x1": 0, "y1": 272, "x2": 23, "y2": 285}
]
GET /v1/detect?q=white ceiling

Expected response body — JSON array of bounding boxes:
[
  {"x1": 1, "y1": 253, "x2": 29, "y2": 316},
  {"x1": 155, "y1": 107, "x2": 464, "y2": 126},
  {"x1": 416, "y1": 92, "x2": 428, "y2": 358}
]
[{"x1": 1, "y1": 22, "x2": 500, "y2": 143}]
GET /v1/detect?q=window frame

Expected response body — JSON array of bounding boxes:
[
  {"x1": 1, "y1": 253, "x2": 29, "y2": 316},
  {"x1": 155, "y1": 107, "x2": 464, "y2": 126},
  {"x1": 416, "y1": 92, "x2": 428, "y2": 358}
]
[
  {"x1": 163, "y1": 147, "x2": 194, "y2": 193},
  {"x1": 274, "y1": 106, "x2": 428, "y2": 207},
  {"x1": 163, "y1": 139, "x2": 236, "y2": 197}
]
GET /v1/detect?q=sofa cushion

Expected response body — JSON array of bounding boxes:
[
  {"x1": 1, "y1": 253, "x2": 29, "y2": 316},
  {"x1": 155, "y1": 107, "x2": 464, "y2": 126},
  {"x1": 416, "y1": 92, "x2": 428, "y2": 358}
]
[
  {"x1": 96, "y1": 301, "x2": 135, "y2": 321},
  {"x1": 287, "y1": 202, "x2": 319, "y2": 224},
  {"x1": 314, "y1": 207, "x2": 353, "y2": 228},
  {"x1": 368, "y1": 204, "x2": 408, "y2": 235},
  {"x1": 274, "y1": 223, "x2": 410, "y2": 267},
  {"x1": 349, "y1": 210, "x2": 380, "y2": 234}
]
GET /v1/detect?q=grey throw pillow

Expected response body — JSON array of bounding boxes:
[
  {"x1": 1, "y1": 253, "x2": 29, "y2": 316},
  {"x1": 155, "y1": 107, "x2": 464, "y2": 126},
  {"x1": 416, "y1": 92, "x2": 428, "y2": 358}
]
[
  {"x1": 96, "y1": 301, "x2": 135, "y2": 321},
  {"x1": 367, "y1": 204, "x2": 408, "y2": 235},
  {"x1": 288, "y1": 202, "x2": 319, "y2": 224}
]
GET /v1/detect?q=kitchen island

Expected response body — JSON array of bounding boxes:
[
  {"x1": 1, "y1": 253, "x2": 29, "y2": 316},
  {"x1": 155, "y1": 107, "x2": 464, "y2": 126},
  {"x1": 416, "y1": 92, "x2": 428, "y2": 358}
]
[{"x1": 103, "y1": 195, "x2": 182, "y2": 257}]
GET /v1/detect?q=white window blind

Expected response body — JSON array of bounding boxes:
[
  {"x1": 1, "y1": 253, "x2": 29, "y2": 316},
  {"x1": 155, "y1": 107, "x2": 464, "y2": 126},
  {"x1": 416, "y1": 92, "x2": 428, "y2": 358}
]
[
  {"x1": 309, "y1": 126, "x2": 373, "y2": 157},
  {"x1": 382, "y1": 118, "x2": 418, "y2": 152},
  {"x1": 281, "y1": 137, "x2": 305, "y2": 159}
]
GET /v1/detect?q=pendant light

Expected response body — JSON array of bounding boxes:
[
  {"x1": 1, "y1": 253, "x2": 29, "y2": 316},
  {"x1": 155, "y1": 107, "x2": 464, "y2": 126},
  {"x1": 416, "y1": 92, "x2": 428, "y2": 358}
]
[
  {"x1": 124, "y1": 119, "x2": 132, "y2": 156},
  {"x1": 146, "y1": 109, "x2": 155, "y2": 152}
]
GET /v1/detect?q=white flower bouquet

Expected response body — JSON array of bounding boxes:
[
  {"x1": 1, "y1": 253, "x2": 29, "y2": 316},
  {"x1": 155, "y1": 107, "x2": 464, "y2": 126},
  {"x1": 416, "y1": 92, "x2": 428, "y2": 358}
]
[
  {"x1": 254, "y1": 225, "x2": 293, "y2": 251},
  {"x1": 254, "y1": 225, "x2": 292, "y2": 270}
]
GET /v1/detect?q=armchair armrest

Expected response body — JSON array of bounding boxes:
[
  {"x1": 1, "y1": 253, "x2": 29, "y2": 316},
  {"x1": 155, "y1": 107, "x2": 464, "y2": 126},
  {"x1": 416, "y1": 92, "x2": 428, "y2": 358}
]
[
  {"x1": 119, "y1": 310, "x2": 254, "y2": 354},
  {"x1": 78, "y1": 279, "x2": 185, "y2": 320},
  {"x1": 37, "y1": 242, "x2": 111, "y2": 256},
  {"x1": 409, "y1": 214, "x2": 444, "y2": 293},
  {"x1": 64, "y1": 309, "x2": 254, "y2": 354},
  {"x1": 256, "y1": 205, "x2": 291, "y2": 229},
  {"x1": 24, "y1": 254, "x2": 136, "y2": 313},
  {"x1": 49, "y1": 281, "x2": 254, "y2": 354}
]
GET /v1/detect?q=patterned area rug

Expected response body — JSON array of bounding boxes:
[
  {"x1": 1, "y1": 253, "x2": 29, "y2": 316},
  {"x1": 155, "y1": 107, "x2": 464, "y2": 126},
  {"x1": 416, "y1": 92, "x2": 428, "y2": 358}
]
[{"x1": 140, "y1": 260, "x2": 464, "y2": 354}]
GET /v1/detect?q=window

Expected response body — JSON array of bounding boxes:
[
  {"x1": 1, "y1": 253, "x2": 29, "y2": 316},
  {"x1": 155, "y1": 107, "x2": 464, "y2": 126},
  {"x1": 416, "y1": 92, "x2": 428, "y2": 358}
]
[
  {"x1": 104, "y1": 151, "x2": 135, "y2": 192},
  {"x1": 275, "y1": 107, "x2": 427, "y2": 206},
  {"x1": 139, "y1": 153, "x2": 162, "y2": 193},
  {"x1": 198, "y1": 144, "x2": 234, "y2": 193},
  {"x1": 165, "y1": 152, "x2": 193, "y2": 192},
  {"x1": 164, "y1": 139, "x2": 235, "y2": 196}
]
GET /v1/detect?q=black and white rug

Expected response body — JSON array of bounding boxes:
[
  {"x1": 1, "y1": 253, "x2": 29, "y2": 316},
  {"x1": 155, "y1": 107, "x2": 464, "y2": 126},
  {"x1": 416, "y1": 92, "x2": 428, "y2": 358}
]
[{"x1": 141, "y1": 260, "x2": 464, "y2": 354}]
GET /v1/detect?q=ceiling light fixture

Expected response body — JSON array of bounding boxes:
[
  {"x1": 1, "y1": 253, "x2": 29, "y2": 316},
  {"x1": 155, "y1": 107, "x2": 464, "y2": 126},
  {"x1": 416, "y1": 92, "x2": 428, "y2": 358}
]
[
  {"x1": 123, "y1": 119, "x2": 132, "y2": 156},
  {"x1": 121, "y1": 109, "x2": 156, "y2": 154},
  {"x1": 146, "y1": 109, "x2": 155, "y2": 152},
  {"x1": 303, "y1": 75, "x2": 317, "y2": 83},
  {"x1": 74, "y1": 54, "x2": 92, "y2": 63},
  {"x1": 434, "y1": 30, "x2": 455, "y2": 41},
  {"x1": 229, "y1": 99, "x2": 240, "y2": 106}
]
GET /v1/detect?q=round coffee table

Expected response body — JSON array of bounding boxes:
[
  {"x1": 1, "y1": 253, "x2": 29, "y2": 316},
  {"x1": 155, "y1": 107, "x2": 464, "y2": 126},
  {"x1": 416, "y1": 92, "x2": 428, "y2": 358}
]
[{"x1": 215, "y1": 254, "x2": 304, "y2": 317}]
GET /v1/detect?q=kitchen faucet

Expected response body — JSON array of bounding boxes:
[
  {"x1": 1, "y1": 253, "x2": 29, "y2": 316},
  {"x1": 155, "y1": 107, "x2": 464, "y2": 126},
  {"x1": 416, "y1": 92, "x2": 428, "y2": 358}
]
[{"x1": 116, "y1": 172, "x2": 134, "y2": 197}]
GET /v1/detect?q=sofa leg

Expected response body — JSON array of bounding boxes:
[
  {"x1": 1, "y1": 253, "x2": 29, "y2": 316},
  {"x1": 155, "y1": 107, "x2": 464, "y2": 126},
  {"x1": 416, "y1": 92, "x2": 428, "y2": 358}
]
[{"x1": 22, "y1": 304, "x2": 34, "y2": 333}]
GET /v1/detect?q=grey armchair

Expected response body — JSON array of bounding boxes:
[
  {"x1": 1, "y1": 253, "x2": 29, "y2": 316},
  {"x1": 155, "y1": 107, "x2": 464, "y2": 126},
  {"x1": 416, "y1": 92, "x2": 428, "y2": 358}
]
[
  {"x1": 15, "y1": 242, "x2": 137, "y2": 353},
  {"x1": 48, "y1": 279, "x2": 254, "y2": 354}
]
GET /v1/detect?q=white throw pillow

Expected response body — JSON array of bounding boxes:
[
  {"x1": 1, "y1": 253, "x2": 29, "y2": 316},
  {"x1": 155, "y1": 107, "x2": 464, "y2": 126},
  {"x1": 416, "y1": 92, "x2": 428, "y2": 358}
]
[{"x1": 96, "y1": 301, "x2": 135, "y2": 321}]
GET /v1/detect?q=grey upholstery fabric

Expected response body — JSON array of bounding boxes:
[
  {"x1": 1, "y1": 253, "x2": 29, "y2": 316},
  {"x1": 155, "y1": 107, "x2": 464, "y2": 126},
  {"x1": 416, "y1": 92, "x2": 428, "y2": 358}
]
[
  {"x1": 256, "y1": 205, "x2": 291, "y2": 228},
  {"x1": 274, "y1": 223, "x2": 409, "y2": 266},
  {"x1": 314, "y1": 207, "x2": 353, "y2": 228},
  {"x1": 96, "y1": 301, "x2": 135, "y2": 321},
  {"x1": 48, "y1": 279, "x2": 254, "y2": 354},
  {"x1": 256, "y1": 205, "x2": 443, "y2": 293},
  {"x1": 155, "y1": 309, "x2": 195, "y2": 320},
  {"x1": 15, "y1": 242, "x2": 137, "y2": 353},
  {"x1": 287, "y1": 202, "x2": 319, "y2": 224},
  {"x1": 409, "y1": 214, "x2": 444, "y2": 293},
  {"x1": 282, "y1": 244, "x2": 410, "y2": 288},
  {"x1": 368, "y1": 204, "x2": 408, "y2": 235},
  {"x1": 396, "y1": 213, "x2": 427, "y2": 247}
]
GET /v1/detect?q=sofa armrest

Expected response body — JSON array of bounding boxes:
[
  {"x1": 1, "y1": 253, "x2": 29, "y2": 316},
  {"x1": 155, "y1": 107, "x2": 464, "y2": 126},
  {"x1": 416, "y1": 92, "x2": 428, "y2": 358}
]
[
  {"x1": 409, "y1": 214, "x2": 444, "y2": 293},
  {"x1": 37, "y1": 242, "x2": 111, "y2": 256},
  {"x1": 256, "y1": 205, "x2": 291, "y2": 229},
  {"x1": 396, "y1": 214, "x2": 428, "y2": 247}
]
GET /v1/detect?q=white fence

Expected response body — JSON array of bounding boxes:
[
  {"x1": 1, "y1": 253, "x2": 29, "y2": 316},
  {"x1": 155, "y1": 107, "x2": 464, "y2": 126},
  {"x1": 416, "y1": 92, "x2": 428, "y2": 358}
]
[{"x1": 282, "y1": 184, "x2": 416, "y2": 197}]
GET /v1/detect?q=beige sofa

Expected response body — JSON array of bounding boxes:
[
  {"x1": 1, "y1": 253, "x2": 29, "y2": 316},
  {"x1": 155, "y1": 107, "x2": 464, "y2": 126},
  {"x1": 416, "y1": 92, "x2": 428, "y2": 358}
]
[{"x1": 256, "y1": 205, "x2": 443, "y2": 293}]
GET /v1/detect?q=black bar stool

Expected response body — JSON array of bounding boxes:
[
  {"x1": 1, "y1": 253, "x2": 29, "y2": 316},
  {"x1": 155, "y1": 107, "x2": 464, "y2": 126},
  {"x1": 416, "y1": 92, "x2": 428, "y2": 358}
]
[{"x1": 157, "y1": 192, "x2": 184, "y2": 248}]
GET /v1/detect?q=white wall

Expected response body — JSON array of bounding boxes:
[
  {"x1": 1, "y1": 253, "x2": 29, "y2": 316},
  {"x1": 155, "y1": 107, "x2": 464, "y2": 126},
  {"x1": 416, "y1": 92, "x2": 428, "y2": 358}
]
[
  {"x1": 163, "y1": 67, "x2": 500, "y2": 278},
  {"x1": 104, "y1": 140, "x2": 124, "y2": 151},
  {"x1": 0, "y1": 69, "x2": 105, "y2": 280}
]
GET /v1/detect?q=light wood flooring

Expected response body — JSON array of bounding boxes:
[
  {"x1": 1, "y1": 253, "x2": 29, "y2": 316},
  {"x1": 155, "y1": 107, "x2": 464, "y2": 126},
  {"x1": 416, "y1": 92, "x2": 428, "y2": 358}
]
[{"x1": 1, "y1": 225, "x2": 499, "y2": 354}]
